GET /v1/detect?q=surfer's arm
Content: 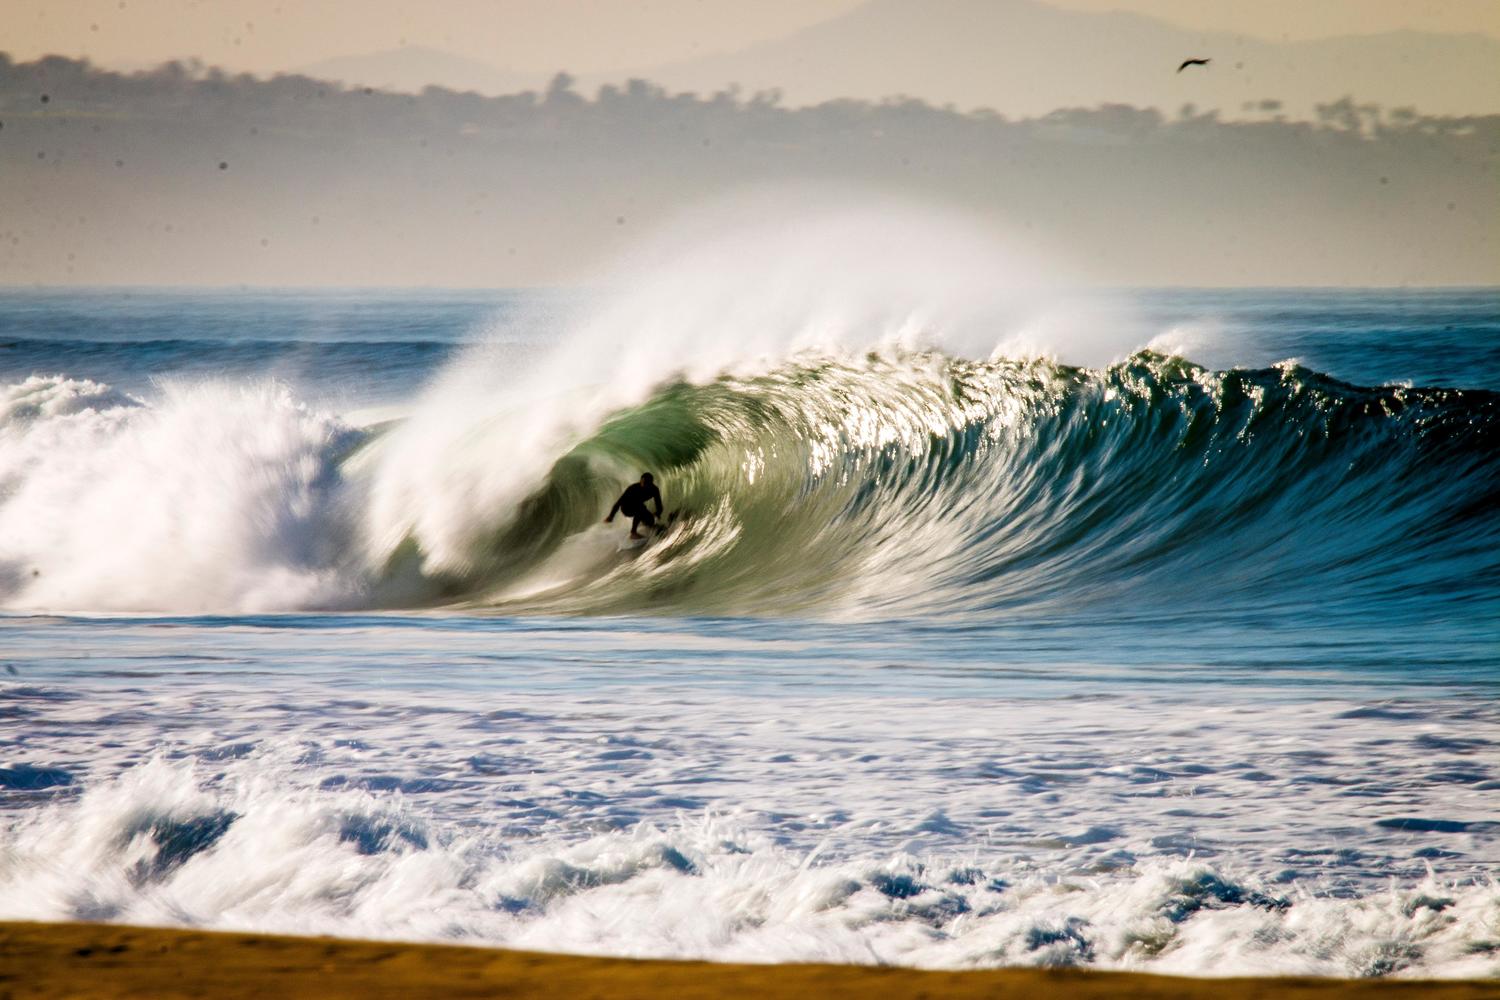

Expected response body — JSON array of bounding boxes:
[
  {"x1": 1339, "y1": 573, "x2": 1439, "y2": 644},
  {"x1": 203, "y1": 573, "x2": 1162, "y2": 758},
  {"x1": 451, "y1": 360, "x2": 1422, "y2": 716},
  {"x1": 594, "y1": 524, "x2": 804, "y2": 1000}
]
[
  {"x1": 605, "y1": 494, "x2": 623, "y2": 522},
  {"x1": 650, "y1": 488, "x2": 663, "y2": 515}
]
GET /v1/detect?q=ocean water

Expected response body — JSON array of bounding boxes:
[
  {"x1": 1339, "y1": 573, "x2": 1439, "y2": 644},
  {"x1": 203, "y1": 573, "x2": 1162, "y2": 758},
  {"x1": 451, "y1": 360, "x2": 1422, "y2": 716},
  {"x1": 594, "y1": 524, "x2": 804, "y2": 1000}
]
[{"x1": 1, "y1": 279, "x2": 1498, "y2": 979}]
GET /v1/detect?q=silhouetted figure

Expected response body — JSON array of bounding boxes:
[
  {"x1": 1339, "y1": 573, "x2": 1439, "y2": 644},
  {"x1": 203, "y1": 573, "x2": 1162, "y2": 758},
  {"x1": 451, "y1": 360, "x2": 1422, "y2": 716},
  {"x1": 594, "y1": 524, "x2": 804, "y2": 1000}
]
[
  {"x1": 1177, "y1": 58, "x2": 1211, "y2": 73},
  {"x1": 606, "y1": 473, "x2": 664, "y2": 540}
]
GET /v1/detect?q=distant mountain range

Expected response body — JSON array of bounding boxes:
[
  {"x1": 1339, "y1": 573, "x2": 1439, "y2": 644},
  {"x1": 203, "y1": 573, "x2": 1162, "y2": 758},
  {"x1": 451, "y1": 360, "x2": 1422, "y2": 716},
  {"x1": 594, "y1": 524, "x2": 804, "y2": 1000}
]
[{"x1": 301, "y1": 0, "x2": 1500, "y2": 117}]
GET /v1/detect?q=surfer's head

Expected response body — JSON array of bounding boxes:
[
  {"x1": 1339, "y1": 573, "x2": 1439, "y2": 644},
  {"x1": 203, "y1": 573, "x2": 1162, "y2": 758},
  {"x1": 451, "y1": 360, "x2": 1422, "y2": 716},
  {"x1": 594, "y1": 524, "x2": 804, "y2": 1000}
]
[{"x1": 640, "y1": 472, "x2": 654, "y2": 485}]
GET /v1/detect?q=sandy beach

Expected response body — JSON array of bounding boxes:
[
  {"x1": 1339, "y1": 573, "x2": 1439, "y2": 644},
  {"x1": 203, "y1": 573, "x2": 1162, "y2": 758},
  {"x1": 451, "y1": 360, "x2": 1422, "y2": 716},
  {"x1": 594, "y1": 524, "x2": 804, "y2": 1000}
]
[{"x1": 2, "y1": 922, "x2": 1496, "y2": 1000}]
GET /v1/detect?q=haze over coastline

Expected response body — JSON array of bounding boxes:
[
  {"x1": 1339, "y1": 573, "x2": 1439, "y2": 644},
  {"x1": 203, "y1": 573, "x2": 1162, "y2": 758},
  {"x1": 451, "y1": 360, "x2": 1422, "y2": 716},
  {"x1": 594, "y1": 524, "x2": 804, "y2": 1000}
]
[
  {"x1": 4, "y1": 0, "x2": 1495, "y2": 288},
  {"x1": 1, "y1": 52, "x2": 1495, "y2": 287},
  {"x1": 9, "y1": 0, "x2": 1500, "y2": 114}
]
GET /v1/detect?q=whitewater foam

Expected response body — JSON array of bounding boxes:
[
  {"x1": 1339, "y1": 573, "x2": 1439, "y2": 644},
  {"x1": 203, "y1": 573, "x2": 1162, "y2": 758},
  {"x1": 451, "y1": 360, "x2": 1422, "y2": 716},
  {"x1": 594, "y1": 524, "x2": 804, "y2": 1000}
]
[
  {"x1": 3, "y1": 675, "x2": 1497, "y2": 978},
  {"x1": 0, "y1": 375, "x2": 365, "y2": 612}
]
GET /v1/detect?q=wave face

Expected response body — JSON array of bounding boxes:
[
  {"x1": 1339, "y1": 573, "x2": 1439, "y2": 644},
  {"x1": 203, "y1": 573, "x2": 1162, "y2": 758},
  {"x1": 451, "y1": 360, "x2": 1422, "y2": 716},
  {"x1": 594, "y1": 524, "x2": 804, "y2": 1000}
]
[{"x1": 1, "y1": 349, "x2": 1496, "y2": 622}]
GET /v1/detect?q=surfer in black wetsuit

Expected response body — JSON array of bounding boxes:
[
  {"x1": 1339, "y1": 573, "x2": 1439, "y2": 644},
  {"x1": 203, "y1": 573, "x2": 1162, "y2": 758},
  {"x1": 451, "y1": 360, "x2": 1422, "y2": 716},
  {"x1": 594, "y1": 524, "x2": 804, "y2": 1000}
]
[{"x1": 605, "y1": 472, "x2": 664, "y2": 540}]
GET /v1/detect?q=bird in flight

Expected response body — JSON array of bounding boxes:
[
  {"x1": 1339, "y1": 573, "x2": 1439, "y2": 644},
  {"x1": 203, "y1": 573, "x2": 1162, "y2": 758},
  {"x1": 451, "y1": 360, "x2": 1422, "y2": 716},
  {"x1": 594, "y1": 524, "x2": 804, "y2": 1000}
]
[{"x1": 1177, "y1": 58, "x2": 1211, "y2": 73}]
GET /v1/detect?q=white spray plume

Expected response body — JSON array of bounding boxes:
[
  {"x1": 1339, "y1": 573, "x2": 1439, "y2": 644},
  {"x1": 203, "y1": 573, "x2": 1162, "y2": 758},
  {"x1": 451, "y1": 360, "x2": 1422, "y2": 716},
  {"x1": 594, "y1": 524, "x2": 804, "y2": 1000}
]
[
  {"x1": 0, "y1": 192, "x2": 1158, "y2": 608},
  {"x1": 0, "y1": 376, "x2": 356, "y2": 612},
  {"x1": 357, "y1": 190, "x2": 1145, "y2": 576}
]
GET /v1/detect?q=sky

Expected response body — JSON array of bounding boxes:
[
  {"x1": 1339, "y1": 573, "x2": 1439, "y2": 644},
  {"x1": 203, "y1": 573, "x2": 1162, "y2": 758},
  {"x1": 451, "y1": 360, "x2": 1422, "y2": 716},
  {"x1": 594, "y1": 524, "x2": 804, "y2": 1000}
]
[{"x1": 6, "y1": 0, "x2": 1498, "y2": 77}]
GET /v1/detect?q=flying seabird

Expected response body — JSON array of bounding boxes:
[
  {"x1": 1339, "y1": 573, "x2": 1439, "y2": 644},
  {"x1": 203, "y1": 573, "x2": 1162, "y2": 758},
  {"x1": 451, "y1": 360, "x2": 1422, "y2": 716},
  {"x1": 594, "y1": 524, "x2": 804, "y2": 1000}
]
[{"x1": 1177, "y1": 58, "x2": 1211, "y2": 73}]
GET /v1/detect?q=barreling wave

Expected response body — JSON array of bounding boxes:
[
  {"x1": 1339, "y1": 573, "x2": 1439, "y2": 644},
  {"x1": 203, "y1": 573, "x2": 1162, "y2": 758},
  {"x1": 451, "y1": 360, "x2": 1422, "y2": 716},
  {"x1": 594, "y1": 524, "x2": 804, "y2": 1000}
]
[
  {"x1": 419, "y1": 350, "x2": 1500, "y2": 619},
  {"x1": 4, "y1": 348, "x2": 1495, "y2": 619}
]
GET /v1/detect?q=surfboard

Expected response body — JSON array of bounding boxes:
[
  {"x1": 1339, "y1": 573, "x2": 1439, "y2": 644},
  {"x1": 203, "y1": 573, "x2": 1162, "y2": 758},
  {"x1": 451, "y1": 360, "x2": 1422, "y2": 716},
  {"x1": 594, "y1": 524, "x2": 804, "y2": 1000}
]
[
  {"x1": 616, "y1": 511, "x2": 681, "y2": 552},
  {"x1": 615, "y1": 511, "x2": 681, "y2": 552}
]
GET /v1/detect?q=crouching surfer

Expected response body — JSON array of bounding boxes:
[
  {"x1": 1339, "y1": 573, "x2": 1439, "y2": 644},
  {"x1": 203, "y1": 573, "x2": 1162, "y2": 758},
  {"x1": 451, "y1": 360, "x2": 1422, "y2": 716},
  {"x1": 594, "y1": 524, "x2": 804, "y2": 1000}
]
[{"x1": 605, "y1": 472, "x2": 664, "y2": 540}]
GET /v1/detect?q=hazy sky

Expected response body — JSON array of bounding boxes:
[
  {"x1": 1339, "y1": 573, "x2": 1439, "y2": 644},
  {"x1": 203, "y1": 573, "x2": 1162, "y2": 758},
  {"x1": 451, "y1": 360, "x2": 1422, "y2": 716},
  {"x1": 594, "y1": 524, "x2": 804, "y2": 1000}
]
[
  {"x1": 1049, "y1": 0, "x2": 1500, "y2": 42},
  {"x1": 4, "y1": 1, "x2": 1494, "y2": 287},
  {"x1": 8, "y1": 0, "x2": 1499, "y2": 76},
  {"x1": 4, "y1": 54, "x2": 1494, "y2": 286}
]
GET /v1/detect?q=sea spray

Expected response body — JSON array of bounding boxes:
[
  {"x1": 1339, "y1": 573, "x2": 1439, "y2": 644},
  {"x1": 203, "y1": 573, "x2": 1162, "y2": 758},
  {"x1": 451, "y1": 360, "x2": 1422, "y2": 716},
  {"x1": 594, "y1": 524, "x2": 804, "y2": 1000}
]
[
  {"x1": 0, "y1": 376, "x2": 360, "y2": 612},
  {"x1": 355, "y1": 199, "x2": 1081, "y2": 586}
]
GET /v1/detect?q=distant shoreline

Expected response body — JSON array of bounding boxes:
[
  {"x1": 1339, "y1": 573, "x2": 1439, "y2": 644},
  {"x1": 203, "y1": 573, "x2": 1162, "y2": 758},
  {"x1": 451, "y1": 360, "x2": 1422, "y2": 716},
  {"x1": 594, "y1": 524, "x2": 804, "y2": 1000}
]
[
  {"x1": 4, "y1": 53, "x2": 1495, "y2": 287},
  {"x1": 3, "y1": 921, "x2": 1496, "y2": 1000}
]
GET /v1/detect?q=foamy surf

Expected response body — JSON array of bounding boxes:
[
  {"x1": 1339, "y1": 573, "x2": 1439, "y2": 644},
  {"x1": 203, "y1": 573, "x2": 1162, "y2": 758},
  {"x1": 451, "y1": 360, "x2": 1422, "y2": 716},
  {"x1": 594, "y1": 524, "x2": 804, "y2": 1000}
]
[{"x1": 2, "y1": 683, "x2": 1496, "y2": 978}]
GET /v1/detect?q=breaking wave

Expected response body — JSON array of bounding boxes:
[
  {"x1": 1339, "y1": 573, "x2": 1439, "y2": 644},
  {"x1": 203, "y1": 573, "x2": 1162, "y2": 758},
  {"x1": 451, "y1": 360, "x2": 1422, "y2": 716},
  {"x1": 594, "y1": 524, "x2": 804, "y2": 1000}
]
[{"x1": 1, "y1": 347, "x2": 1495, "y2": 620}]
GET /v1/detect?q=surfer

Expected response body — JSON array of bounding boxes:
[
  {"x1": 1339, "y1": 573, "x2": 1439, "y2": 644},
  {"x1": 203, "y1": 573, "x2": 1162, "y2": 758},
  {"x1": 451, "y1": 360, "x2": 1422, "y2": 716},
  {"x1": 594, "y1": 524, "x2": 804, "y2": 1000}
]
[{"x1": 605, "y1": 472, "x2": 664, "y2": 540}]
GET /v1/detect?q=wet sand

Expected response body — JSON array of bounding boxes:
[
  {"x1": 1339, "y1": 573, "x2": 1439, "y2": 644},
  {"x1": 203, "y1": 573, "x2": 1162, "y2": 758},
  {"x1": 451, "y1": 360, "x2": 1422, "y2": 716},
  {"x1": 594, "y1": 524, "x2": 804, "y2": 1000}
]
[{"x1": 2, "y1": 921, "x2": 1496, "y2": 1000}]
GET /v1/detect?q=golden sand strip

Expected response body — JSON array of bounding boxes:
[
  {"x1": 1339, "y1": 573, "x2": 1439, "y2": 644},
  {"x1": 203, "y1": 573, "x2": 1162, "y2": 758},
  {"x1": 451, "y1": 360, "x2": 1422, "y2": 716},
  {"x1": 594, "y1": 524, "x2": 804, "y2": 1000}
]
[{"x1": 1, "y1": 921, "x2": 1496, "y2": 1000}]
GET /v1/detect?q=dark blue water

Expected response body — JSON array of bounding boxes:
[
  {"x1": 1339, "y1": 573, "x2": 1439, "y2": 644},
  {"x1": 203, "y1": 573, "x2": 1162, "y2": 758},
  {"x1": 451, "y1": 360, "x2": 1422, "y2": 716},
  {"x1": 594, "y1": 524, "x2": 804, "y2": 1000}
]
[{"x1": 1123, "y1": 287, "x2": 1500, "y2": 391}]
